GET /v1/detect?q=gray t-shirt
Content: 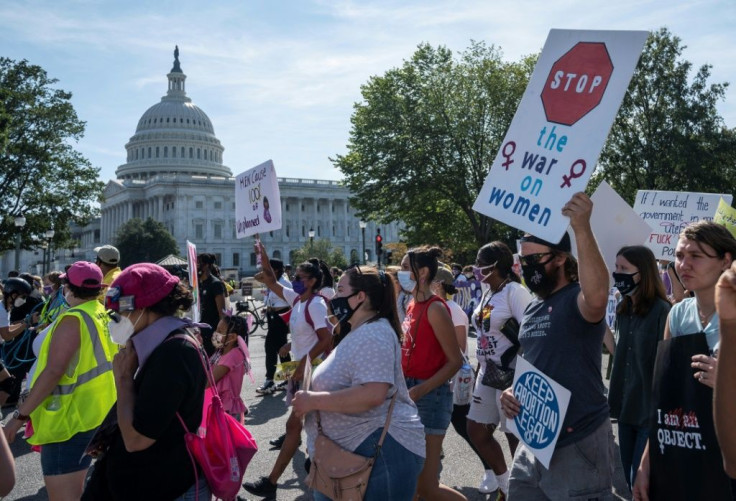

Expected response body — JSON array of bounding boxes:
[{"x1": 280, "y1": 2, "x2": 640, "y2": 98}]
[
  {"x1": 304, "y1": 318, "x2": 426, "y2": 458},
  {"x1": 519, "y1": 282, "x2": 609, "y2": 448}
]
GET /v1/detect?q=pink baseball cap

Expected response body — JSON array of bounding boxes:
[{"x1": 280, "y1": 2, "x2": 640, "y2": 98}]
[
  {"x1": 108, "y1": 263, "x2": 180, "y2": 311},
  {"x1": 60, "y1": 261, "x2": 107, "y2": 289}
]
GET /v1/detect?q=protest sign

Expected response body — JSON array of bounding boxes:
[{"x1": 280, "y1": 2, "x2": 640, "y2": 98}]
[
  {"x1": 187, "y1": 240, "x2": 200, "y2": 322},
  {"x1": 569, "y1": 181, "x2": 652, "y2": 279},
  {"x1": 605, "y1": 287, "x2": 618, "y2": 330},
  {"x1": 506, "y1": 356, "x2": 571, "y2": 469},
  {"x1": 235, "y1": 159, "x2": 282, "y2": 238},
  {"x1": 714, "y1": 197, "x2": 736, "y2": 238},
  {"x1": 632, "y1": 190, "x2": 732, "y2": 260},
  {"x1": 452, "y1": 280, "x2": 484, "y2": 317},
  {"x1": 473, "y1": 29, "x2": 648, "y2": 243}
]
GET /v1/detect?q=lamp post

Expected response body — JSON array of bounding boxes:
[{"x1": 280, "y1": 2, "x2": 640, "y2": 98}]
[
  {"x1": 308, "y1": 227, "x2": 315, "y2": 254},
  {"x1": 359, "y1": 221, "x2": 367, "y2": 265},
  {"x1": 45, "y1": 228, "x2": 55, "y2": 274},
  {"x1": 14, "y1": 213, "x2": 26, "y2": 271}
]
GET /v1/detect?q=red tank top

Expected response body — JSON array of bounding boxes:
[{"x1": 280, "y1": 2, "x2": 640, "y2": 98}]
[{"x1": 401, "y1": 295, "x2": 450, "y2": 379}]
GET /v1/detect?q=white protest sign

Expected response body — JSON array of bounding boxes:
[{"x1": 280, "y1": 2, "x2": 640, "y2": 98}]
[
  {"x1": 506, "y1": 356, "x2": 571, "y2": 469},
  {"x1": 569, "y1": 181, "x2": 653, "y2": 281},
  {"x1": 235, "y1": 159, "x2": 282, "y2": 238},
  {"x1": 473, "y1": 29, "x2": 648, "y2": 243},
  {"x1": 632, "y1": 190, "x2": 732, "y2": 260},
  {"x1": 186, "y1": 240, "x2": 200, "y2": 323}
]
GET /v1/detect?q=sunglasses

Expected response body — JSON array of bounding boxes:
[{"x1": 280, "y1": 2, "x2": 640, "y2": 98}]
[{"x1": 519, "y1": 252, "x2": 554, "y2": 267}]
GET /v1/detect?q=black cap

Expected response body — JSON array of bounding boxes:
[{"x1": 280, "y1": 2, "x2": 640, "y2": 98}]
[{"x1": 520, "y1": 232, "x2": 572, "y2": 253}]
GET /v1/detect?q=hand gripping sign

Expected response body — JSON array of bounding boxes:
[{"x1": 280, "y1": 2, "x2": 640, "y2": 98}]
[
  {"x1": 506, "y1": 357, "x2": 571, "y2": 469},
  {"x1": 473, "y1": 30, "x2": 648, "y2": 244}
]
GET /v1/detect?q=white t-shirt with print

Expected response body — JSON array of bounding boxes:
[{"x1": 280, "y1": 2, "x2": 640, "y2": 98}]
[
  {"x1": 305, "y1": 318, "x2": 426, "y2": 458},
  {"x1": 282, "y1": 288, "x2": 328, "y2": 360},
  {"x1": 472, "y1": 281, "x2": 531, "y2": 367}
]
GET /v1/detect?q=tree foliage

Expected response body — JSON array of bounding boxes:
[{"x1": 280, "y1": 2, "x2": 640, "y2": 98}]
[
  {"x1": 594, "y1": 28, "x2": 736, "y2": 202},
  {"x1": 290, "y1": 239, "x2": 348, "y2": 270},
  {"x1": 333, "y1": 42, "x2": 535, "y2": 261},
  {"x1": 0, "y1": 58, "x2": 104, "y2": 253},
  {"x1": 115, "y1": 218, "x2": 179, "y2": 268}
]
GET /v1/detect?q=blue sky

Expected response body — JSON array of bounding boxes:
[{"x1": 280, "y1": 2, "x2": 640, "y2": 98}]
[{"x1": 2, "y1": 0, "x2": 734, "y2": 183}]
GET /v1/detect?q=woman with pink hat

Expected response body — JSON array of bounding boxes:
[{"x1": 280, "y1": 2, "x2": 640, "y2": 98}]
[
  {"x1": 3, "y1": 261, "x2": 117, "y2": 501},
  {"x1": 82, "y1": 262, "x2": 210, "y2": 500}
]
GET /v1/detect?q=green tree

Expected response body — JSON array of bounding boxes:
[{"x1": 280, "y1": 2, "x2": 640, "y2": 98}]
[
  {"x1": 290, "y1": 239, "x2": 348, "y2": 270},
  {"x1": 0, "y1": 58, "x2": 104, "y2": 253},
  {"x1": 593, "y1": 28, "x2": 736, "y2": 202},
  {"x1": 115, "y1": 218, "x2": 180, "y2": 267},
  {"x1": 333, "y1": 41, "x2": 536, "y2": 260}
]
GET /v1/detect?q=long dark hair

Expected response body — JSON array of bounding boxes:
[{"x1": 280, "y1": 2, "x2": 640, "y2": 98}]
[
  {"x1": 346, "y1": 266, "x2": 402, "y2": 342},
  {"x1": 616, "y1": 245, "x2": 668, "y2": 316},
  {"x1": 318, "y1": 260, "x2": 333, "y2": 288}
]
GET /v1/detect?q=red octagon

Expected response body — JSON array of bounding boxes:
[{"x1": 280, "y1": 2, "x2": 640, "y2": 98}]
[{"x1": 541, "y1": 42, "x2": 613, "y2": 126}]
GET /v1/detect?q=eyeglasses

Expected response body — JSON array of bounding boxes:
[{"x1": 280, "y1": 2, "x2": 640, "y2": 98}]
[{"x1": 519, "y1": 252, "x2": 554, "y2": 266}]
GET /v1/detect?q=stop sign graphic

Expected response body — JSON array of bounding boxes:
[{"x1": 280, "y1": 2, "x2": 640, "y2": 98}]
[{"x1": 541, "y1": 42, "x2": 613, "y2": 126}]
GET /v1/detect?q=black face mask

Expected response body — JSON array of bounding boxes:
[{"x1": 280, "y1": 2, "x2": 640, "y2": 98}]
[
  {"x1": 521, "y1": 261, "x2": 558, "y2": 298},
  {"x1": 613, "y1": 272, "x2": 639, "y2": 296},
  {"x1": 329, "y1": 292, "x2": 361, "y2": 328}
]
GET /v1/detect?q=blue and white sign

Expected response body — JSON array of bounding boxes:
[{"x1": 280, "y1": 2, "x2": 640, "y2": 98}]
[{"x1": 506, "y1": 357, "x2": 571, "y2": 468}]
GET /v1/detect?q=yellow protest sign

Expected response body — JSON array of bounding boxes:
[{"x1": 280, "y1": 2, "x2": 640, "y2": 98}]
[{"x1": 714, "y1": 197, "x2": 736, "y2": 238}]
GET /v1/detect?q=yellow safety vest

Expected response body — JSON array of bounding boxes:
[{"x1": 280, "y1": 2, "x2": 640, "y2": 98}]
[{"x1": 29, "y1": 300, "x2": 118, "y2": 445}]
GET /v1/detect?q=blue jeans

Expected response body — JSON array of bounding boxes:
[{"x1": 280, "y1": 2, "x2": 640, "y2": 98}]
[
  {"x1": 174, "y1": 477, "x2": 211, "y2": 500},
  {"x1": 405, "y1": 378, "x2": 453, "y2": 435},
  {"x1": 313, "y1": 428, "x2": 424, "y2": 501},
  {"x1": 617, "y1": 422, "x2": 649, "y2": 489}
]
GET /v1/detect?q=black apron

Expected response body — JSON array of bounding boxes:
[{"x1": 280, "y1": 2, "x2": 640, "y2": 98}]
[{"x1": 649, "y1": 333, "x2": 732, "y2": 500}]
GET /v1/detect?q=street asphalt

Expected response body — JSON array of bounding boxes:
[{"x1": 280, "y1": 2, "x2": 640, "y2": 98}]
[{"x1": 2, "y1": 315, "x2": 632, "y2": 500}]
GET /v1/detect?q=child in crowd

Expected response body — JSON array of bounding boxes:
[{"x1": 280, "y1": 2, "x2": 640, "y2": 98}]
[{"x1": 210, "y1": 314, "x2": 253, "y2": 423}]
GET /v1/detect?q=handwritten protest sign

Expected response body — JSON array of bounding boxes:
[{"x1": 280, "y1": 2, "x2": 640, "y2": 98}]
[
  {"x1": 235, "y1": 160, "x2": 282, "y2": 238},
  {"x1": 569, "y1": 181, "x2": 652, "y2": 281},
  {"x1": 633, "y1": 190, "x2": 732, "y2": 259},
  {"x1": 187, "y1": 240, "x2": 200, "y2": 322},
  {"x1": 714, "y1": 197, "x2": 736, "y2": 238},
  {"x1": 473, "y1": 30, "x2": 647, "y2": 243},
  {"x1": 506, "y1": 356, "x2": 571, "y2": 468}
]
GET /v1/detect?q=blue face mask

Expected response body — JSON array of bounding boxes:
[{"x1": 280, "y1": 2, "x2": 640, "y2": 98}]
[{"x1": 292, "y1": 279, "x2": 307, "y2": 295}]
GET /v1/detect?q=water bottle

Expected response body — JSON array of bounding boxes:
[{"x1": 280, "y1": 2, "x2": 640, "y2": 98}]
[{"x1": 455, "y1": 362, "x2": 473, "y2": 406}]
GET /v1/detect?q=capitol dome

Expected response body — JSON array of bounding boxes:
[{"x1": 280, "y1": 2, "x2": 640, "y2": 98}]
[{"x1": 115, "y1": 46, "x2": 232, "y2": 180}]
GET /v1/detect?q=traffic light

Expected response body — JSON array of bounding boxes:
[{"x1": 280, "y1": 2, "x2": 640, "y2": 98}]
[{"x1": 375, "y1": 233, "x2": 383, "y2": 255}]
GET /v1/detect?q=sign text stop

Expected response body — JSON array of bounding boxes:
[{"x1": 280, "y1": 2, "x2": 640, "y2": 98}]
[{"x1": 541, "y1": 42, "x2": 613, "y2": 126}]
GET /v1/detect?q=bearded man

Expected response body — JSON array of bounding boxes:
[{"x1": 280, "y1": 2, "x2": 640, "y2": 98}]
[{"x1": 500, "y1": 192, "x2": 616, "y2": 500}]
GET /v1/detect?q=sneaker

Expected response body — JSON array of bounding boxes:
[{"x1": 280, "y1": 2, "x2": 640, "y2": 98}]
[
  {"x1": 256, "y1": 380, "x2": 276, "y2": 395},
  {"x1": 243, "y1": 476, "x2": 277, "y2": 499},
  {"x1": 479, "y1": 470, "x2": 499, "y2": 494},
  {"x1": 269, "y1": 433, "x2": 286, "y2": 448},
  {"x1": 275, "y1": 380, "x2": 288, "y2": 391}
]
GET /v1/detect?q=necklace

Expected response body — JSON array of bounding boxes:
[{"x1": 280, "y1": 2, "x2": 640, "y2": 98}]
[{"x1": 698, "y1": 306, "x2": 715, "y2": 326}]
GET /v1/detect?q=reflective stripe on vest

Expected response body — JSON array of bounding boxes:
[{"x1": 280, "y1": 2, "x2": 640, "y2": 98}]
[{"x1": 51, "y1": 309, "x2": 113, "y2": 396}]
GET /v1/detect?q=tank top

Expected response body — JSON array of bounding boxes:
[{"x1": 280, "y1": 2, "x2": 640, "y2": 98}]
[{"x1": 401, "y1": 295, "x2": 449, "y2": 379}]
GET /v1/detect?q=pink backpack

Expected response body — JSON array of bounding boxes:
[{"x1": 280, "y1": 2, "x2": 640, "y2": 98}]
[{"x1": 171, "y1": 334, "x2": 258, "y2": 500}]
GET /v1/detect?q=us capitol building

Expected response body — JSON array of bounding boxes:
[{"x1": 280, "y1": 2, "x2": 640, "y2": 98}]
[{"x1": 9, "y1": 48, "x2": 400, "y2": 275}]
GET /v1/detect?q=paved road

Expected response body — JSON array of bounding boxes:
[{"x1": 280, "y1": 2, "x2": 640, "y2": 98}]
[{"x1": 3, "y1": 321, "x2": 632, "y2": 500}]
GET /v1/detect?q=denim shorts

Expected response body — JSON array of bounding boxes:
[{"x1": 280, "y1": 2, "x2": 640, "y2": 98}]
[
  {"x1": 405, "y1": 378, "x2": 453, "y2": 435},
  {"x1": 174, "y1": 477, "x2": 211, "y2": 501},
  {"x1": 40, "y1": 428, "x2": 96, "y2": 476},
  {"x1": 312, "y1": 428, "x2": 424, "y2": 501}
]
